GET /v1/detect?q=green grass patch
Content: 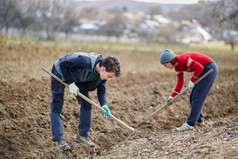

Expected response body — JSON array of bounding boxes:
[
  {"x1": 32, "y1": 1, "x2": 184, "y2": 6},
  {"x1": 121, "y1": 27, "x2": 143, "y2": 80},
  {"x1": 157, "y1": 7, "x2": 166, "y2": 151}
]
[
  {"x1": 66, "y1": 40, "x2": 238, "y2": 54},
  {"x1": 1, "y1": 35, "x2": 237, "y2": 54},
  {"x1": 0, "y1": 37, "x2": 41, "y2": 44}
]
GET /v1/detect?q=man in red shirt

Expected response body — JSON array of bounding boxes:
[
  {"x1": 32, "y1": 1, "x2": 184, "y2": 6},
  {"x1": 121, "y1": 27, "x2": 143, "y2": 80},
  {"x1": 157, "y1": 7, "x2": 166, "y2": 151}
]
[{"x1": 160, "y1": 49, "x2": 218, "y2": 131}]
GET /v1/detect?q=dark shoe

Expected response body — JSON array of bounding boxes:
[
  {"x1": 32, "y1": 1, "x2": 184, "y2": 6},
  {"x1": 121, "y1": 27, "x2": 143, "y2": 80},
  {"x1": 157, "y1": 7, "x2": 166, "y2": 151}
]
[
  {"x1": 76, "y1": 133, "x2": 96, "y2": 148},
  {"x1": 197, "y1": 121, "x2": 206, "y2": 126},
  {"x1": 54, "y1": 139, "x2": 70, "y2": 150}
]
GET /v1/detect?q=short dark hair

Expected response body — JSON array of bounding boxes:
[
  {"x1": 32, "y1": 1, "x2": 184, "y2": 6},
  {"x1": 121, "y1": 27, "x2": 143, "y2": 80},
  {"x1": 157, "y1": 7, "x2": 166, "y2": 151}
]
[{"x1": 100, "y1": 56, "x2": 121, "y2": 77}]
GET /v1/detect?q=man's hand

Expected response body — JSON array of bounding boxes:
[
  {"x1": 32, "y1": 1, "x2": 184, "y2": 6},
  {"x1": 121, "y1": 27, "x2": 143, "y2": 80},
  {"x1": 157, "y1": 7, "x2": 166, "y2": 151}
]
[
  {"x1": 167, "y1": 96, "x2": 173, "y2": 105},
  {"x1": 68, "y1": 82, "x2": 79, "y2": 95},
  {"x1": 102, "y1": 105, "x2": 110, "y2": 119},
  {"x1": 188, "y1": 80, "x2": 195, "y2": 90}
]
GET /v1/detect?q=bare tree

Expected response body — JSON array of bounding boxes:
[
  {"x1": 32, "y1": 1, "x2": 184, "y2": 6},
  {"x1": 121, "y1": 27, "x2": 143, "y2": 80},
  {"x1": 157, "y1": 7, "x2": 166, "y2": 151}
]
[
  {"x1": 104, "y1": 8, "x2": 128, "y2": 39},
  {"x1": 79, "y1": 8, "x2": 100, "y2": 20},
  {"x1": 16, "y1": 0, "x2": 37, "y2": 35},
  {"x1": 31, "y1": 0, "x2": 73, "y2": 40},
  {"x1": 0, "y1": 0, "x2": 19, "y2": 34},
  {"x1": 168, "y1": 2, "x2": 214, "y2": 27},
  {"x1": 60, "y1": 7, "x2": 78, "y2": 39},
  {"x1": 168, "y1": 0, "x2": 238, "y2": 50},
  {"x1": 148, "y1": 6, "x2": 162, "y2": 20},
  {"x1": 213, "y1": 0, "x2": 238, "y2": 50}
]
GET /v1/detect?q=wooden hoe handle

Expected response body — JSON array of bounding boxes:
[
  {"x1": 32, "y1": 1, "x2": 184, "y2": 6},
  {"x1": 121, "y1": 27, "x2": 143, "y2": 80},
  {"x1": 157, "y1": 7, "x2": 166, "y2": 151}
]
[
  {"x1": 139, "y1": 69, "x2": 213, "y2": 125},
  {"x1": 41, "y1": 66, "x2": 134, "y2": 132}
]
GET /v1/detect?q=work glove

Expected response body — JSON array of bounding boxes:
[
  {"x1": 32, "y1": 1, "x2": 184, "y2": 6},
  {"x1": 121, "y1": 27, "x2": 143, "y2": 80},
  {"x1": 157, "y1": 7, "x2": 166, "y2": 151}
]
[
  {"x1": 102, "y1": 105, "x2": 110, "y2": 119},
  {"x1": 167, "y1": 96, "x2": 173, "y2": 105},
  {"x1": 188, "y1": 80, "x2": 195, "y2": 90},
  {"x1": 68, "y1": 82, "x2": 79, "y2": 96}
]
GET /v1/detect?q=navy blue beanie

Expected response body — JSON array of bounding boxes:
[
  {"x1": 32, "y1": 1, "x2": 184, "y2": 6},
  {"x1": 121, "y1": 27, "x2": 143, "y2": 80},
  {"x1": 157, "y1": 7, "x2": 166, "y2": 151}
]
[{"x1": 160, "y1": 49, "x2": 176, "y2": 64}]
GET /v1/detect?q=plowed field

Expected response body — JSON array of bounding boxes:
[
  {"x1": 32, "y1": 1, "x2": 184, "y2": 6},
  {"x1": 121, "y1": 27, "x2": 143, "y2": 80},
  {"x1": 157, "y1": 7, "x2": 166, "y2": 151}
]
[{"x1": 0, "y1": 42, "x2": 237, "y2": 158}]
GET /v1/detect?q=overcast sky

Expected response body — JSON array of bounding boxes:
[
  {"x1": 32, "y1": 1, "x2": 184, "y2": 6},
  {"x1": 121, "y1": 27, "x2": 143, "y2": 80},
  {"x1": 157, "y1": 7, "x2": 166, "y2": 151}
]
[
  {"x1": 75, "y1": 0, "x2": 199, "y2": 4},
  {"x1": 134, "y1": 0, "x2": 199, "y2": 4}
]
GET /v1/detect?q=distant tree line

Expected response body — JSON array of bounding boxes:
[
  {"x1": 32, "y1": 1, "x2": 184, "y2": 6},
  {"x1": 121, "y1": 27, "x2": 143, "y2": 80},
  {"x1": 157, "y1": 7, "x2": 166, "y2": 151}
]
[
  {"x1": 0, "y1": 0, "x2": 237, "y2": 50},
  {"x1": 0, "y1": 0, "x2": 78, "y2": 40},
  {"x1": 168, "y1": 0, "x2": 238, "y2": 50}
]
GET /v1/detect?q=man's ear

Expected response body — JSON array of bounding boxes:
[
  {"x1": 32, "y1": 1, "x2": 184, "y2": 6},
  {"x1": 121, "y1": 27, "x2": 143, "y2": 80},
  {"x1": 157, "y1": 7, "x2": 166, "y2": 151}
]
[{"x1": 102, "y1": 66, "x2": 106, "y2": 71}]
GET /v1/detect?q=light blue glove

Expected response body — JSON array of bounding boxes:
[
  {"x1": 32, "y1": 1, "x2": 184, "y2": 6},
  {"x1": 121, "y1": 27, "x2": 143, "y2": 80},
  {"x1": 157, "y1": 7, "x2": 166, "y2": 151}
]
[
  {"x1": 68, "y1": 82, "x2": 79, "y2": 96},
  {"x1": 102, "y1": 105, "x2": 110, "y2": 119}
]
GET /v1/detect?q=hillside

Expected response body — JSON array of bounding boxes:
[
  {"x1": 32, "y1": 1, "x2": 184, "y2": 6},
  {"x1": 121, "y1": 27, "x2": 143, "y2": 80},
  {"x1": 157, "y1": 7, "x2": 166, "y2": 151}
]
[{"x1": 72, "y1": 0, "x2": 186, "y2": 13}]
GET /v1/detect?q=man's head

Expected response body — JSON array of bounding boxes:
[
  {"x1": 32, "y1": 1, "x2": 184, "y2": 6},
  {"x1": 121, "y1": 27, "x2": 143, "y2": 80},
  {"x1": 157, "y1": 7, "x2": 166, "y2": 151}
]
[{"x1": 99, "y1": 56, "x2": 121, "y2": 81}]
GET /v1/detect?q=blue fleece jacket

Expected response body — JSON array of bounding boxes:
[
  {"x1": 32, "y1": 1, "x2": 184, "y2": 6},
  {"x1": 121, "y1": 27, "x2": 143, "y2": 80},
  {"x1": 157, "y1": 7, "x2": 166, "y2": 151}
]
[{"x1": 53, "y1": 52, "x2": 107, "y2": 106}]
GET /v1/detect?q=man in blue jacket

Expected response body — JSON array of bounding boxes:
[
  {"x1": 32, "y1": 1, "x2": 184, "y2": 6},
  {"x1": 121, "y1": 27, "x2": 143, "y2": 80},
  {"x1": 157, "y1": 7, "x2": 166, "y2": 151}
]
[{"x1": 51, "y1": 52, "x2": 121, "y2": 150}]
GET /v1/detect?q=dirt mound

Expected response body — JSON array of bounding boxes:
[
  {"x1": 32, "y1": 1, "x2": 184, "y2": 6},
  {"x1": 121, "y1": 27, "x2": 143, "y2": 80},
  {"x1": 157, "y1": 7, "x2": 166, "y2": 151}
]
[
  {"x1": 0, "y1": 42, "x2": 237, "y2": 158},
  {"x1": 98, "y1": 116, "x2": 238, "y2": 158}
]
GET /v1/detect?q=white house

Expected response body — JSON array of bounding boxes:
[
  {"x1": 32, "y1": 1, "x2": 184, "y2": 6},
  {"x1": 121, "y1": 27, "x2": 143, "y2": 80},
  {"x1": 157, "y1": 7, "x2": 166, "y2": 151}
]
[{"x1": 175, "y1": 20, "x2": 212, "y2": 44}]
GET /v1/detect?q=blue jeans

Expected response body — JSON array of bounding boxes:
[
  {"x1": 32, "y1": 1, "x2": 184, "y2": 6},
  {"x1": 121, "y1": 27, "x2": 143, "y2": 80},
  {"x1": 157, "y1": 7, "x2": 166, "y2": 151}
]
[
  {"x1": 75, "y1": 83, "x2": 92, "y2": 137},
  {"x1": 187, "y1": 62, "x2": 218, "y2": 126},
  {"x1": 50, "y1": 66, "x2": 92, "y2": 141}
]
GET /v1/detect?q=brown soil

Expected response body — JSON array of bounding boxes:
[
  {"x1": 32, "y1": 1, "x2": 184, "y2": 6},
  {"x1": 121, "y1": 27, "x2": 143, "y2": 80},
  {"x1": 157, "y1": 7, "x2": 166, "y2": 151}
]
[{"x1": 0, "y1": 42, "x2": 237, "y2": 159}]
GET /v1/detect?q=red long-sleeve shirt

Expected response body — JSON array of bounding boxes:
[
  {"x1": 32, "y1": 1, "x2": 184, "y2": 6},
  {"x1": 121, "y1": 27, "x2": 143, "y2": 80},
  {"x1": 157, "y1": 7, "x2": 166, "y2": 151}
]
[{"x1": 171, "y1": 52, "x2": 214, "y2": 97}]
